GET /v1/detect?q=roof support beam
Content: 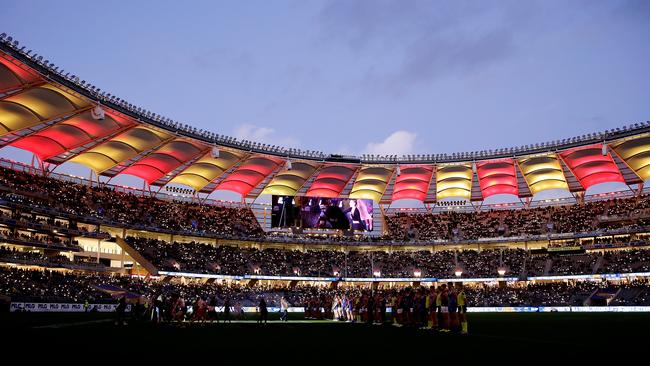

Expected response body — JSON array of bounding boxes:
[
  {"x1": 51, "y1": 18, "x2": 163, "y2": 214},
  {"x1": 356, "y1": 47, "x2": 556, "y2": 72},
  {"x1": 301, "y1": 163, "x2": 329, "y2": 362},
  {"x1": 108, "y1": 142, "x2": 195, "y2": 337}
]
[{"x1": 0, "y1": 81, "x2": 46, "y2": 98}]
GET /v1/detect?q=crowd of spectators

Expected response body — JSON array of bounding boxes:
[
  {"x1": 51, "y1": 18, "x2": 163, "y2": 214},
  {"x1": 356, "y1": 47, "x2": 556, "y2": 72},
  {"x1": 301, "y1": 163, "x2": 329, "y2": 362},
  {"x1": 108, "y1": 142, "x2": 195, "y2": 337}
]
[
  {"x1": 126, "y1": 237, "x2": 650, "y2": 278},
  {"x1": 3, "y1": 267, "x2": 650, "y2": 310},
  {"x1": 467, "y1": 281, "x2": 601, "y2": 307},
  {"x1": 386, "y1": 195, "x2": 650, "y2": 242},
  {"x1": 3, "y1": 166, "x2": 650, "y2": 246},
  {"x1": 128, "y1": 236, "x2": 530, "y2": 278},
  {"x1": 0, "y1": 167, "x2": 263, "y2": 238},
  {"x1": 599, "y1": 249, "x2": 650, "y2": 273}
]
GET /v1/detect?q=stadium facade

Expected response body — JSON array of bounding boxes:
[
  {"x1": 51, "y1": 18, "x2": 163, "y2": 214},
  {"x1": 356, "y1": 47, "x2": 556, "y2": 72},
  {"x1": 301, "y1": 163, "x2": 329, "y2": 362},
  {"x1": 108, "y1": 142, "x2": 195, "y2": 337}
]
[{"x1": 2, "y1": 34, "x2": 650, "y2": 313}]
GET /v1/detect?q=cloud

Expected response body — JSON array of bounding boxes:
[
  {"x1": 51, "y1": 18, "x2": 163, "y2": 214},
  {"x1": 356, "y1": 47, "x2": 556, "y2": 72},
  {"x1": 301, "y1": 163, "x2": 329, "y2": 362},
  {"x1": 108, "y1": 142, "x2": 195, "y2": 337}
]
[
  {"x1": 613, "y1": 0, "x2": 650, "y2": 24},
  {"x1": 319, "y1": 0, "x2": 534, "y2": 92},
  {"x1": 392, "y1": 27, "x2": 514, "y2": 86},
  {"x1": 364, "y1": 131, "x2": 417, "y2": 155},
  {"x1": 232, "y1": 124, "x2": 299, "y2": 148}
]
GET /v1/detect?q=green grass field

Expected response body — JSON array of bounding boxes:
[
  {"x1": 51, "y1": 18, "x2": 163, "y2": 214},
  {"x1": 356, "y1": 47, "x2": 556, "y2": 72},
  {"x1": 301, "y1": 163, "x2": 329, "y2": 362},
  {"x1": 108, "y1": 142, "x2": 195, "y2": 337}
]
[{"x1": 3, "y1": 312, "x2": 646, "y2": 359}]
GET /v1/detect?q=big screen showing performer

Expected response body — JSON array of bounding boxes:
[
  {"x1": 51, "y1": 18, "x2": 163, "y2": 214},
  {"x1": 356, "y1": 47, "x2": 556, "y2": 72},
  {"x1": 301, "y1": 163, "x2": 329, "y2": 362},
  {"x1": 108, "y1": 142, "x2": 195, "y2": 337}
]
[
  {"x1": 271, "y1": 196, "x2": 374, "y2": 231},
  {"x1": 271, "y1": 196, "x2": 303, "y2": 228}
]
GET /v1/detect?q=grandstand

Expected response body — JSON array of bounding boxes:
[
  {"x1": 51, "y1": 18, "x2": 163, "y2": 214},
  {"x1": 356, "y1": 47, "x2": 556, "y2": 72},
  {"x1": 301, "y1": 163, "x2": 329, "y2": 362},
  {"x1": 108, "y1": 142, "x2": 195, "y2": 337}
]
[{"x1": 1, "y1": 30, "x2": 650, "y2": 348}]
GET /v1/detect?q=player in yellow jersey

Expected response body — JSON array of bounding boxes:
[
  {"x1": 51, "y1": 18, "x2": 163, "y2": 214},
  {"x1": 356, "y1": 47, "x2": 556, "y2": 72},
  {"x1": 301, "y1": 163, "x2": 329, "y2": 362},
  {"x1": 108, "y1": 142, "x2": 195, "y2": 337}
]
[{"x1": 457, "y1": 284, "x2": 468, "y2": 334}]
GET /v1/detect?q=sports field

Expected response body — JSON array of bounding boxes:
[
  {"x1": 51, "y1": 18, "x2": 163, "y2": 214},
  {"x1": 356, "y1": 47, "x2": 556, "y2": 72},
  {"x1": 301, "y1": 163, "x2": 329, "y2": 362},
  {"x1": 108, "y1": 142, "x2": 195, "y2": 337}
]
[{"x1": 3, "y1": 312, "x2": 646, "y2": 360}]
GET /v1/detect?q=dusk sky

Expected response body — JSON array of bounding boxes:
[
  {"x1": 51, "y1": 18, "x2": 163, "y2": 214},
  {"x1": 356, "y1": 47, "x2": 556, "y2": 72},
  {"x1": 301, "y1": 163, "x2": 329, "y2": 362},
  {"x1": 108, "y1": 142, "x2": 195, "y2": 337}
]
[{"x1": 1, "y1": 0, "x2": 649, "y2": 203}]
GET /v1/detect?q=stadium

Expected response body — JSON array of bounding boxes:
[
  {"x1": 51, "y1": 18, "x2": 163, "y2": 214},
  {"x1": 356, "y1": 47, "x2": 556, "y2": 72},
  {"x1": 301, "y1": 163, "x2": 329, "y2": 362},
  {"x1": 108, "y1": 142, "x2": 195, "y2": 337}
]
[{"x1": 1, "y1": 2, "x2": 650, "y2": 358}]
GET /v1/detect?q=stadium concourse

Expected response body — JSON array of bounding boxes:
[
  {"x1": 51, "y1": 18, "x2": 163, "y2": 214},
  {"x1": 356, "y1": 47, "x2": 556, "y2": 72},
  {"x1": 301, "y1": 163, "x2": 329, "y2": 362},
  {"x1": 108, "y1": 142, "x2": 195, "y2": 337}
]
[{"x1": 2, "y1": 33, "x2": 650, "y2": 341}]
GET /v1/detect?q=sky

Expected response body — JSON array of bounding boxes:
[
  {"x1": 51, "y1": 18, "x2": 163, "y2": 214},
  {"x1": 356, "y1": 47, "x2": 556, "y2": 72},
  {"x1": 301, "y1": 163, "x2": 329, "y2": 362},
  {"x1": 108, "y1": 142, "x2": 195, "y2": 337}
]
[{"x1": 1, "y1": 0, "x2": 649, "y2": 204}]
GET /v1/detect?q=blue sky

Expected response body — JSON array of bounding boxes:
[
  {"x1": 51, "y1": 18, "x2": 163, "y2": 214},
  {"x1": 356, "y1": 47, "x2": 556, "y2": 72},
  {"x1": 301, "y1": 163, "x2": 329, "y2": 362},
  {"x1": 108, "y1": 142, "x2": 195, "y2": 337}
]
[{"x1": 1, "y1": 0, "x2": 649, "y2": 203}]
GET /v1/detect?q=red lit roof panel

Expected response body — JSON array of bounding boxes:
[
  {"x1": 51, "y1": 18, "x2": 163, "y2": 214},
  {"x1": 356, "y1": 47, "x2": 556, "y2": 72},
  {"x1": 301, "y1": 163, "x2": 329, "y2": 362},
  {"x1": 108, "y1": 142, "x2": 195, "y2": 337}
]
[
  {"x1": 560, "y1": 145, "x2": 624, "y2": 190},
  {"x1": 119, "y1": 140, "x2": 205, "y2": 183},
  {"x1": 10, "y1": 110, "x2": 133, "y2": 160},
  {"x1": 305, "y1": 165, "x2": 356, "y2": 198},
  {"x1": 216, "y1": 156, "x2": 283, "y2": 196},
  {"x1": 391, "y1": 165, "x2": 433, "y2": 202},
  {"x1": 476, "y1": 159, "x2": 518, "y2": 199}
]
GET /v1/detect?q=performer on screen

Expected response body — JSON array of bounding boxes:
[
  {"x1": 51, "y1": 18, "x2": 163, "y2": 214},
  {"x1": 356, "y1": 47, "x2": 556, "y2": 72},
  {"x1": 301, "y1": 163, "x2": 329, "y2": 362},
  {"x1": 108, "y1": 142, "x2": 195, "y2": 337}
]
[
  {"x1": 357, "y1": 199, "x2": 372, "y2": 231},
  {"x1": 347, "y1": 199, "x2": 366, "y2": 231},
  {"x1": 316, "y1": 199, "x2": 350, "y2": 229}
]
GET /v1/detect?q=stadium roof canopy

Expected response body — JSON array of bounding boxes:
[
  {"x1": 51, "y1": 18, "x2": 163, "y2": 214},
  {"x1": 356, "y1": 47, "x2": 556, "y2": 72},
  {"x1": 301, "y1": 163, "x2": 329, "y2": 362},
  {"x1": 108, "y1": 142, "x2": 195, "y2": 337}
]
[{"x1": 1, "y1": 35, "x2": 649, "y2": 204}]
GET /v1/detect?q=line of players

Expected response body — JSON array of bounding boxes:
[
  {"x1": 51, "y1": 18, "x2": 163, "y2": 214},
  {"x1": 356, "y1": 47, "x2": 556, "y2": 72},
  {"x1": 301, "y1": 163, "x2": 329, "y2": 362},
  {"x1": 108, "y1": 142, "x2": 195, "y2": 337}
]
[{"x1": 327, "y1": 284, "x2": 468, "y2": 333}]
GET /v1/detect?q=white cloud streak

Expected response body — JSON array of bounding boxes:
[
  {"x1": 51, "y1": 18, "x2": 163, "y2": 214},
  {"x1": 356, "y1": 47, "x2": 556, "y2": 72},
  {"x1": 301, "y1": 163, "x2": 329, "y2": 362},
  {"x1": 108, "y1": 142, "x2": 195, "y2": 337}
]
[
  {"x1": 364, "y1": 130, "x2": 417, "y2": 155},
  {"x1": 232, "y1": 124, "x2": 299, "y2": 147}
]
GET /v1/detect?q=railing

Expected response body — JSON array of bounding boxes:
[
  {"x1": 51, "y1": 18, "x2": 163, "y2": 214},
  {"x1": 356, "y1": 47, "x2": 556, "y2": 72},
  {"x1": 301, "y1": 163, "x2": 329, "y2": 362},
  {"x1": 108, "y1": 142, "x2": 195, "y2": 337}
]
[
  {"x1": 0, "y1": 233, "x2": 80, "y2": 252},
  {"x1": 0, "y1": 256, "x2": 107, "y2": 271},
  {"x1": 598, "y1": 210, "x2": 650, "y2": 223},
  {"x1": 0, "y1": 212, "x2": 110, "y2": 240}
]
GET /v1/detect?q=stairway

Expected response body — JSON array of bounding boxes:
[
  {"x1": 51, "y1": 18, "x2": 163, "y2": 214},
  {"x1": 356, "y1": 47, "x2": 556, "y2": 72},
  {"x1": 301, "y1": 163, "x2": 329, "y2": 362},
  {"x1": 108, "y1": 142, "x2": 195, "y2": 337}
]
[
  {"x1": 520, "y1": 256, "x2": 528, "y2": 279},
  {"x1": 543, "y1": 258, "x2": 553, "y2": 276},
  {"x1": 592, "y1": 255, "x2": 604, "y2": 274},
  {"x1": 114, "y1": 236, "x2": 159, "y2": 275}
]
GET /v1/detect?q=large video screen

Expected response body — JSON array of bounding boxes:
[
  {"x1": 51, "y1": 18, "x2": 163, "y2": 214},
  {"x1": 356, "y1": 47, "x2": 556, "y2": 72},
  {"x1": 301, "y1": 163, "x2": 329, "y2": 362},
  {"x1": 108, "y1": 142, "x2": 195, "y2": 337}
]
[{"x1": 271, "y1": 196, "x2": 374, "y2": 231}]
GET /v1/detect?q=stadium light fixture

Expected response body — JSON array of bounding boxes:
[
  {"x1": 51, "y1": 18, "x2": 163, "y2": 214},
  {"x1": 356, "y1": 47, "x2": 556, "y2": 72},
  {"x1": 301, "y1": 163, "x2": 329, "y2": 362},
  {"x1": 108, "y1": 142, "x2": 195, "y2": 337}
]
[
  {"x1": 454, "y1": 269, "x2": 463, "y2": 278},
  {"x1": 90, "y1": 103, "x2": 105, "y2": 120},
  {"x1": 498, "y1": 268, "x2": 506, "y2": 276},
  {"x1": 373, "y1": 270, "x2": 381, "y2": 277},
  {"x1": 414, "y1": 270, "x2": 421, "y2": 278}
]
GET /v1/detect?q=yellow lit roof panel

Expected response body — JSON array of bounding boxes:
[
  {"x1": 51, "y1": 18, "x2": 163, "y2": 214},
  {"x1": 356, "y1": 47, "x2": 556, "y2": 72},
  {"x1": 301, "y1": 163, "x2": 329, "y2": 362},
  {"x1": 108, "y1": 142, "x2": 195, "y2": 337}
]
[
  {"x1": 262, "y1": 161, "x2": 318, "y2": 196},
  {"x1": 111, "y1": 126, "x2": 170, "y2": 151},
  {"x1": 611, "y1": 136, "x2": 650, "y2": 180},
  {"x1": 70, "y1": 152, "x2": 121, "y2": 173},
  {"x1": 170, "y1": 150, "x2": 244, "y2": 191},
  {"x1": 39, "y1": 84, "x2": 89, "y2": 109},
  {"x1": 0, "y1": 101, "x2": 41, "y2": 134},
  {"x1": 437, "y1": 188, "x2": 471, "y2": 200},
  {"x1": 349, "y1": 189, "x2": 383, "y2": 202},
  {"x1": 436, "y1": 164, "x2": 473, "y2": 181},
  {"x1": 4, "y1": 87, "x2": 77, "y2": 118},
  {"x1": 518, "y1": 155, "x2": 569, "y2": 194},
  {"x1": 349, "y1": 166, "x2": 393, "y2": 202},
  {"x1": 69, "y1": 126, "x2": 169, "y2": 173},
  {"x1": 436, "y1": 164, "x2": 472, "y2": 200}
]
